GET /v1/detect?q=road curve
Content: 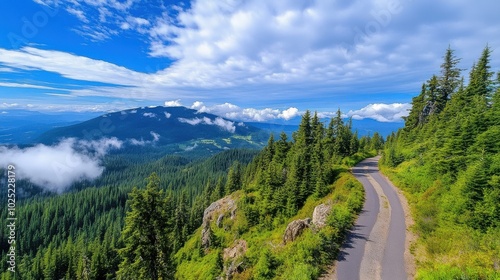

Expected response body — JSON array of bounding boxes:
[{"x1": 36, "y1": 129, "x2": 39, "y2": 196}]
[{"x1": 334, "y1": 156, "x2": 408, "y2": 280}]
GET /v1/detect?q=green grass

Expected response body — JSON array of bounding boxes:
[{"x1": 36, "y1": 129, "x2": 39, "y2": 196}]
[
  {"x1": 174, "y1": 173, "x2": 365, "y2": 279},
  {"x1": 380, "y1": 152, "x2": 500, "y2": 279}
]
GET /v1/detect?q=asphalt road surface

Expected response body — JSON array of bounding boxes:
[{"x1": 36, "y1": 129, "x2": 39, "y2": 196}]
[{"x1": 334, "y1": 156, "x2": 408, "y2": 280}]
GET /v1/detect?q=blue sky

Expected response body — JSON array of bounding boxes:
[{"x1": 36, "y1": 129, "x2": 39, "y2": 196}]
[{"x1": 1, "y1": 0, "x2": 499, "y2": 122}]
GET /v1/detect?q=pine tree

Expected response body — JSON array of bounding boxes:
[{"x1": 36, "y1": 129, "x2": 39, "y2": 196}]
[
  {"x1": 436, "y1": 46, "x2": 462, "y2": 113},
  {"x1": 117, "y1": 173, "x2": 173, "y2": 280},
  {"x1": 467, "y1": 45, "x2": 494, "y2": 99},
  {"x1": 225, "y1": 162, "x2": 242, "y2": 195}
]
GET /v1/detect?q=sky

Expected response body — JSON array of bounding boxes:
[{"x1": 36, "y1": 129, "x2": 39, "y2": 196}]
[{"x1": 1, "y1": 0, "x2": 499, "y2": 123}]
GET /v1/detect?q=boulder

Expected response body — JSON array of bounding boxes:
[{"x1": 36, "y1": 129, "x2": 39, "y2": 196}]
[
  {"x1": 203, "y1": 196, "x2": 236, "y2": 225},
  {"x1": 283, "y1": 218, "x2": 311, "y2": 244},
  {"x1": 312, "y1": 204, "x2": 332, "y2": 229}
]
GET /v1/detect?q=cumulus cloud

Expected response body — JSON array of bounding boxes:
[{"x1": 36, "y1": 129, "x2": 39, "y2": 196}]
[
  {"x1": 190, "y1": 101, "x2": 300, "y2": 122},
  {"x1": 0, "y1": 138, "x2": 122, "y2": 192},
  {"x1": 5, "y1": 1, "x2": 500, "y2": 113},
  {"x1": 164, "y1": 112, "x2": 171, "y2": 118},
  {"x1": 178, "y1": 116, "x2": 236, "y2": 133},
  {"x1": 165, "y1": 99, "x2": 182, "y2": 107},
  {"x1": 347, "y1": 103, "x2": 411, "y2": 122},
  {"x1": 278, "y1": 107, "x2": 300, "y2": 120}
]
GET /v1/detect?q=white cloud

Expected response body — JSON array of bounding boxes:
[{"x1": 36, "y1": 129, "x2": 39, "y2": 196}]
[
  {"x1": 347, "y1": 103, "x2": 411, "y2": 122},
  {"x1": 66, "y1": 7, "x2": 89, "y2": 23},
  {"x1": 5, "y1": 1, "x2": 500, "y2": 113},
  {"x1": 164, "y1": 112, "x2": 171, "y2": 118},
  {"x1": 178, "y1": 117, "x2": 203, "y2": 125},
  {"x1": 0, "y1": 138, "x2": 122, "y2": 192},
  {"x1": 213, "y1": 117, "x2": 236, "y2": 133},
  {"x1": 165, "y1": 99, "x2": 182, "y2": 107},
  {"x1": 184, "y1": 143, "x2": 198, "y2": 151},
  {"x1": 0, "y1": 82, "x2": 61, "y2": 90},
  {"x1": 129, "y1": 16, "x2": 150, "y2": 26},
  {"x1": 128, "y1": 131, "x2": 160, "y2": 146},
  {"x1": 143, "y1": 112, "x2": 156, "y2": 118},
  {"x1": 129, "y1": 138, "x2": 147, "y2": 146},
  {"x1": 178, "y1": 116, "x2": 236, "y2": 133},
  {"x1": 189, "y1": 101, "x2": 300, "y2": 122},
  {"x1": 120, "y1": 22, "x2": 131, "y2": 30},
  {"x1": 278, "y1": 107, "x2": 300, "y2": 120},
  {"x1": 150, "y1": 131, "x2": 160, "y2": 141},
  {"x1": 0, "y1": 47, "x2": 147, "y2": 86}
]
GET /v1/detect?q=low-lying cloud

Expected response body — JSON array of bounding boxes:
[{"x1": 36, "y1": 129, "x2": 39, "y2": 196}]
[
  {"x1": 0, "y1": 138, "x2": 122, "y2": 192},
  {"x1": 178, "y1": 116, "x2": 236, "y2": 133},
  {"x1": 128, "y1": 131, "x2": 161, "y2": 146}
]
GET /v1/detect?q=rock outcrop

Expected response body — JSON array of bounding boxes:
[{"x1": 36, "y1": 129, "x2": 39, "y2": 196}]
[
  {"x1": 312, "y1": 203, "x2": 332, "y2": 229},
  {"x1": 201, "y1": 196, "x2": 237, "y2": 250},
  {"x1": 223, "y1": 239, "x2": 248, "y2": 260},
  {"x1": 283, "y1": 218, "x2": 311, "y2": 244},
  {"x1": 222, "y1": 239, "x2": 247, "y2": 279}
]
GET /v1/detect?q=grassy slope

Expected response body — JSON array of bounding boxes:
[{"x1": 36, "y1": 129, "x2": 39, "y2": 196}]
[
  {"x1": 174, "y1": 165, "x2": 367, "y2": 279},
  {"x1": 380, "y1": 158, "x2": 500, "y2": 279}
]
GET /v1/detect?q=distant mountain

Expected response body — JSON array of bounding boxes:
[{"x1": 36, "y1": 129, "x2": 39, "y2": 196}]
[
  {"x1": 0, "y1": 110, "x2": 100, "y2": 144},
  {"x1": 248, "y1": 118, "x2": 402, "y2": 139},
  {"x1": 36, "y1": 106, "x2": 269, "y2": 153},
  {"x1": 350, "y1": 118, "x2": 403, "y2": 137}
]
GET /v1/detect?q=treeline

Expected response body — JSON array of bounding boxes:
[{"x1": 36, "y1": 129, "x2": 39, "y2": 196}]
[
  {"x1": 381, "y1": 46, "x2": 500, "y2": 278},
  {"x1": 241, "y1": 110, "x2": 380, "y2": 227}
]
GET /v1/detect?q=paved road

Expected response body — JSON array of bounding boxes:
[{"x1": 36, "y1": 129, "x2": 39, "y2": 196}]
[{"x1": 334, "y1": 156, "x2": 407, "y2": 280}]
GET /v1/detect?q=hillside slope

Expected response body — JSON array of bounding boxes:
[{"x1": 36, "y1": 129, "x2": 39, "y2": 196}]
[
  {"x1": 173, "y1": 111, "x2": 380, "y2": 279},
  {"x1": 380, "y1": 46, "x2": 500, "y2": 278}
]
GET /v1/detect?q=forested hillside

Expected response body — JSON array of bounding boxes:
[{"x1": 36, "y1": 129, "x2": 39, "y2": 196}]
[
  {"x1": 0, "y1": 149, "x2": 258, "y2": 279},
  {"x1": 381, "y1": 46, "x2": 500, "y2": 279},
  {"x1": 174, "y1": 111, "x2": 381, "y2": 279},
  {"x1": 1, "y1": 109, "x2": 383, "y2": 279}
]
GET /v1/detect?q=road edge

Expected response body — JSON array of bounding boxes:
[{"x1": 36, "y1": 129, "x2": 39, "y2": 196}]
[{"x1": 379, "y1": 172, "x2": 417, "y2": 279}]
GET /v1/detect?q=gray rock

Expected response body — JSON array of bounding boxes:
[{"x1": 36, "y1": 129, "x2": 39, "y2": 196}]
[
  {"x1": 312, "y1": 204, "x2": 332, "y2": 229},
  {"x1": 201, "y1": 223, "x2": 212, "y2": 250},
  {"x1": 283, "y1": 218, "x2": 311, "y2": 244},
  {"x1": 216, "y1": 213, "x2": 225, "y2": 228},
  {"x1": 203, "y1": 196, "x2": 236, "y2": 225},
  {"x1": 201, "y1": 196, "x2": 237, "y2": 249},
  {"x1": 223, "y1": 239, "x2": 247, "y2": 261}
]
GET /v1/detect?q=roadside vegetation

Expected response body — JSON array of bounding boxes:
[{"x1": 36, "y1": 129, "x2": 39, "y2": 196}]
[{"x1": 380, "y1": 46, "x2": 500, "y2": 279}]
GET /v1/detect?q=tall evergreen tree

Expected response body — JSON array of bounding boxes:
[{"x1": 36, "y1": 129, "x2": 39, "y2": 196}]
[
  {"x1": 467, "y1": 46, "x2": 494, "y2": 99},
  {"x1": 117, "y1": 173, "x2": 173, "y2": 280},
  {"x1": 436, "y1": 46, "x2": 462, "y2": 113},
  {"x1": 225, "y1": 162, "x2": 242, "y2": 195}
]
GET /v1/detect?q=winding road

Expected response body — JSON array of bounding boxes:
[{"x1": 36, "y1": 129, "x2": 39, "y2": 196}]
[{"x1": 331, "y1": 156, "x2": 411, "y2": 280}]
